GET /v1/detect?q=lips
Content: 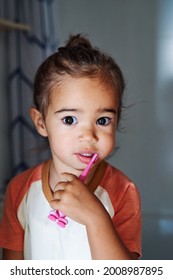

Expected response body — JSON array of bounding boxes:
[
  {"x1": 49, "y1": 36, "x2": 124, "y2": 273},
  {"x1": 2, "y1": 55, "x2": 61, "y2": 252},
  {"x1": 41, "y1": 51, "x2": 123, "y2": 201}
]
[{"x1": 76, "y1": 152, "x2": 96, "y2": 164}]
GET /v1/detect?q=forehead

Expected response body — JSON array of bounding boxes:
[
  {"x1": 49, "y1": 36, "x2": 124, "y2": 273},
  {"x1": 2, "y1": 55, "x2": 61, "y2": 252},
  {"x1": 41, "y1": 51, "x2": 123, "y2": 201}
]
[{"x1": 50, "y1": 76, "x2": 119, "y2": 108}]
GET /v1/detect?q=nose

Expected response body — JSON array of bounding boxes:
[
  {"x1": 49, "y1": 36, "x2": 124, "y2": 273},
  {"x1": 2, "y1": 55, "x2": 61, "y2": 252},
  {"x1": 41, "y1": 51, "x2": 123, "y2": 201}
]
[{"x1": 78, "y1": 128, "x2": 98, "y2": 144}]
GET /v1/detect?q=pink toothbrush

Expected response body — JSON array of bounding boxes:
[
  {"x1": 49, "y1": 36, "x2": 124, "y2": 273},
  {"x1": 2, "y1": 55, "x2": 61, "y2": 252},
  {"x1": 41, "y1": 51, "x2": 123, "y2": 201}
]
[
  {"x1": 48, "y1": 153, "x2": 99, "y2": 228},
  {"x1": 79, "y1": 153, "x2": 99, "y2": 182}
]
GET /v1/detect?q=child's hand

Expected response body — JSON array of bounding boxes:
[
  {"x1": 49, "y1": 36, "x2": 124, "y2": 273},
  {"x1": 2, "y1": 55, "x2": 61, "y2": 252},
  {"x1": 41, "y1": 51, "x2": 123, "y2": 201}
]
[{"x1": 49, "y1": 172, "x2": 105, "y2": 226}]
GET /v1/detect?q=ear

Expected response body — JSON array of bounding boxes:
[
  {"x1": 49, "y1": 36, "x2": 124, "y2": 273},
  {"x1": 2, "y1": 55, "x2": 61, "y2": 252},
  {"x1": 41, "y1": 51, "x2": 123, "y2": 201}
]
[{"x1": 30, "y1": 107, "x2": 48, "y2": 137}]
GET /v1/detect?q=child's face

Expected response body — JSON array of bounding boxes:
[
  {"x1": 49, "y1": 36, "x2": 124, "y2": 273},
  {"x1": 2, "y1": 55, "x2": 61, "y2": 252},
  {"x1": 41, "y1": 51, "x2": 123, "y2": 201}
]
[{"x1": 43, "y1": 76, "x2": 119, "y2": 174}]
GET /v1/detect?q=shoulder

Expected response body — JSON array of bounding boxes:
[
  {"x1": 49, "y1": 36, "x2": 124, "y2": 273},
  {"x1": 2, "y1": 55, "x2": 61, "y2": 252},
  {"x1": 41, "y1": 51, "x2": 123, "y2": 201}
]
[
  {"x1": 5, "y1": 161, "x2": 46, "y2": 208},
  {"x1": 8, "y1": 162, "x2": 44, "y2": 191},
  {"x1": 100, "y1": 162, "x2": 140, "y2": 203},
  {"x1": 102, "y1": 162, "x2": 136, "y2": 188}
]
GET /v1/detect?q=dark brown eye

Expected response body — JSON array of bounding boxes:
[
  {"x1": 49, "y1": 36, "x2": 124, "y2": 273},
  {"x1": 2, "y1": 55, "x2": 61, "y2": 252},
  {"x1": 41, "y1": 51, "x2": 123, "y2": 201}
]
[
  {"x1": 62, "y1": 116, "x2": 77, "y2": 125},
  {"x1": 97, "y1": 117, "x2": 111, "y2": 126}
]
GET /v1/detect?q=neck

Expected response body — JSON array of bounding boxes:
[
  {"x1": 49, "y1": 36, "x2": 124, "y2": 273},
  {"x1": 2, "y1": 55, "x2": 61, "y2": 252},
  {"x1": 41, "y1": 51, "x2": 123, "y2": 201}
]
[{"x1": 48, "y1": 159, "x2": 99, "y2": 191}]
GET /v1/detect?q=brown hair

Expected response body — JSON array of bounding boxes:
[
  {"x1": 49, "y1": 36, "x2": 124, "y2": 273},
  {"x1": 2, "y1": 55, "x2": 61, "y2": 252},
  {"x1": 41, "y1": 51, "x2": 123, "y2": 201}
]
[{"x1": 33, "y1": 34, "x2": 125, "y2": 123}]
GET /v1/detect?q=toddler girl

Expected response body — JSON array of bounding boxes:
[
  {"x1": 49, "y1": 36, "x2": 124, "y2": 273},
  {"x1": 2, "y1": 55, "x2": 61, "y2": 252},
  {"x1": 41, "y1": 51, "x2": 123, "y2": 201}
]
[{"x1": 0, "y1": 34, "x2": 141, "y2": 260}]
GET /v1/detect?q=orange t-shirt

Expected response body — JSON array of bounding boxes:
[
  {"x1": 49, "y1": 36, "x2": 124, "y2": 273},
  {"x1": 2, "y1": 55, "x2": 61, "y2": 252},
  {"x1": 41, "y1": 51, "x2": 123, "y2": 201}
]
[{"x1": 0, "y1": 161, "x2": 142, "y2": 259}]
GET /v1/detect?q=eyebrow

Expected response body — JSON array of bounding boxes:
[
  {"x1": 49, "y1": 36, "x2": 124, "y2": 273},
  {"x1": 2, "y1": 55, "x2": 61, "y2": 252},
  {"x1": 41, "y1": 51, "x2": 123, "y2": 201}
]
[
  {"x1": 55, "y1": 108, "x2": 117, "y2": 114},
  {"x1": 55, "y1": 108, "x2": 79, "y2": 114},
  {"x1": 97, "y1": 108, "x2": 117, "y2": 115}
]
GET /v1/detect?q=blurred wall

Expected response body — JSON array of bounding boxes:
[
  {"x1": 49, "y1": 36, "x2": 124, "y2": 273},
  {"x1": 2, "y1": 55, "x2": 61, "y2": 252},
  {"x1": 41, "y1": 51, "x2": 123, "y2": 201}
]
[
  {"x1": 0, "y1": 0, "x2": 173, "y2": 259},
  {"x1": 0, "y1": 30, "x2": 10, "y2": 192}
]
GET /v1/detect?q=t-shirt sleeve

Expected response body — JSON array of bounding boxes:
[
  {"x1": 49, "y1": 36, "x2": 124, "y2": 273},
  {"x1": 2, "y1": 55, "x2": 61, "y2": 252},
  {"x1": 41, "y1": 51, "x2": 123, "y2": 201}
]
[
  {"x1": 0, "y1": 183, "x2": 24, "y2": 251},
  {"x1": 112, "y1": 183, "x2": 142, "y2": 258}
]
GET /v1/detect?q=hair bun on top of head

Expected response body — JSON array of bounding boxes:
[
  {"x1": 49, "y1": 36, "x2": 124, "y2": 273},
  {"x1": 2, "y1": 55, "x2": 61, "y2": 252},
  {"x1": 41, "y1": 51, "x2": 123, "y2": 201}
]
[{"x1": 64, "y1": 33, "x2": 92, "y2": 49}]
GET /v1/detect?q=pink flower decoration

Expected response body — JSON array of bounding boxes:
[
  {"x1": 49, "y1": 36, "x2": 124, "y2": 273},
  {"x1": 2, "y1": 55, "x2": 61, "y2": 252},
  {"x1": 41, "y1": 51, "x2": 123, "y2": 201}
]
[{"x1": 48, "y1": 210, "x2": 68, "y2": 228}]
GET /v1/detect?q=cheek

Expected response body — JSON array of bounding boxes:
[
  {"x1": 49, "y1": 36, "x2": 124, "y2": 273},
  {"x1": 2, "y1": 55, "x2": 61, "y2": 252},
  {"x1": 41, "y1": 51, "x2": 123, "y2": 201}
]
[
  {"x1": 108, "y1": 134, "x2": 116, "y2": 151},
  {"x1": 54, "y1": 129, "x2": 75, "y2": 150},
  {"x1": 100, "y1": 132, "x2": 115, "y2": 154}
]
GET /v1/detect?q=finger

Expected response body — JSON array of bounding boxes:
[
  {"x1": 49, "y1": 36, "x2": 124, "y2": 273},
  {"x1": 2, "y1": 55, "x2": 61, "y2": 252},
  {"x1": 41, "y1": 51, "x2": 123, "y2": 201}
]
[
  {"x1": 59, "y1": 172, "x2": 77, "y2": 182},
  {"x1": 49, "y1": 199, "x2": 61, "y2": 210},
  {"x1": 53, "y1": 189, "x2": 64, "y2": 199},
  {"x1": 54, "y1": 181, "x2": 66, "y2": 191},
  {"x1": 54, "y1": 176, "x2": 75, "y2": 191}
]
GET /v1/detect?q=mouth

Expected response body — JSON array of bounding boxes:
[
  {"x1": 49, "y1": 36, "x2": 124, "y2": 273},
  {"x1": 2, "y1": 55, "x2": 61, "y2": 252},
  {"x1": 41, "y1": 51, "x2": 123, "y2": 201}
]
[{"x1": 76, "y1": 152, "x2": 97, "y2": 164}]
